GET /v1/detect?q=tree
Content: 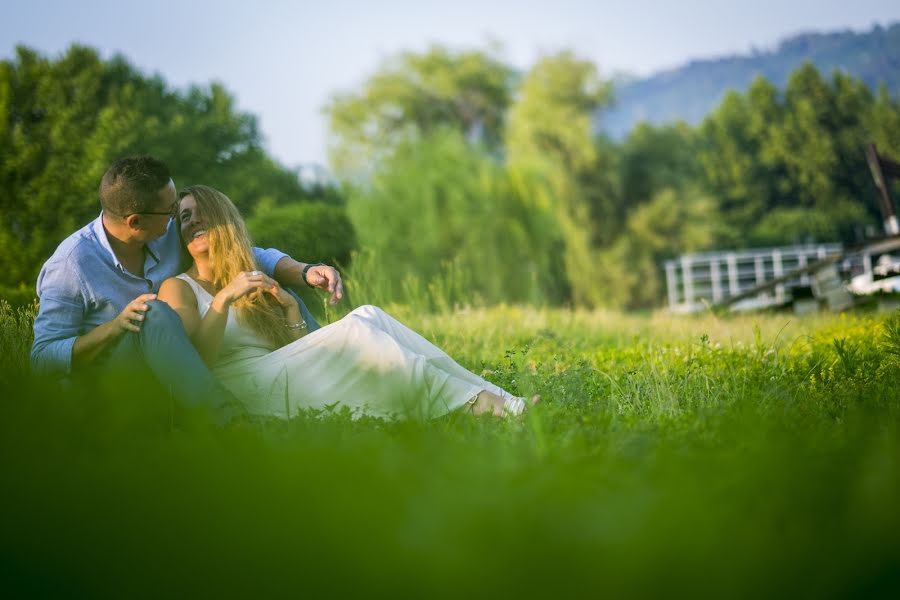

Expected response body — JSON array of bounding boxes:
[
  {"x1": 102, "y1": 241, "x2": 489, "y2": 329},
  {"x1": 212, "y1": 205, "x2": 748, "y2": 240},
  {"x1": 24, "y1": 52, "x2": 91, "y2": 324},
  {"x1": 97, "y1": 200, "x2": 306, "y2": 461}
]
[
  {"x1": 505, "y1": 52, "x2": 613, "y2": 307},
  {"x1": 697, "y1": 77, "x2": 781, "y2": 241},
  {"x1": 698, "y1": 65, "x2": 879, "y2": 245},
  {"x1": 596, "y1": 187, "x2": 720, "y2": 309},
  {"x1": 618, "y1": 122, "x2": 700, "y2": 209},
  {"x1": 324, "y1": 45, "x2": 516, "y2": 176},
  {"x1": 344, "y1": 128, "x2": 567, "y2": 309},
  {"x1": 0, "y1": 44, "x2": 326, "y2": 299}
]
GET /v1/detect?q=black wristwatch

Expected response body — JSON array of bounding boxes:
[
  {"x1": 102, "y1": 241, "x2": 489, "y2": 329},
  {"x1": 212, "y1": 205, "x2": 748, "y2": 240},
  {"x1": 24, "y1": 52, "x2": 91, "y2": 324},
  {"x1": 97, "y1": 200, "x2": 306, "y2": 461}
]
[{"x1": 302, "y1": 263, "x2": 324, "y2": 288}]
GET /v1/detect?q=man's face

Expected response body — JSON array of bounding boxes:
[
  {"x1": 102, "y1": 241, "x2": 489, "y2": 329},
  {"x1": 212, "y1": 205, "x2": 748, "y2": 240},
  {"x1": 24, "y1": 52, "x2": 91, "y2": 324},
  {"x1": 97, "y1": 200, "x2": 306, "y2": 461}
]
[{"x1": 132, "y1": 180, "x2": 177, "y2": 242}]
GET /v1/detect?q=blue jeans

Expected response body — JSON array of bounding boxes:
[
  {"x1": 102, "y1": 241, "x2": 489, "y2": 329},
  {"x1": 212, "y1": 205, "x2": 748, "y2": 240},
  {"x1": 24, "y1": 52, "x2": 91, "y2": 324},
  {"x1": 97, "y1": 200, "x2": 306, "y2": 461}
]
[{"x1": 97, "y1": 293, "x2": 320, "y2": 425}]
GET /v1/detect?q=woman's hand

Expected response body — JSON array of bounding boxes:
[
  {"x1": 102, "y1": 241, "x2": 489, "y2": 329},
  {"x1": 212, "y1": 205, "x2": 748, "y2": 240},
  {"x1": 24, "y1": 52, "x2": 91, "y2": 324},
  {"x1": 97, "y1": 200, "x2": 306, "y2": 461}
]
[
  {"x1": 263, "y1": 280, "x2": 300, "y2": 311},
  {"x1": 213, "y1": 271, "x2": 275, "y2": 309}
]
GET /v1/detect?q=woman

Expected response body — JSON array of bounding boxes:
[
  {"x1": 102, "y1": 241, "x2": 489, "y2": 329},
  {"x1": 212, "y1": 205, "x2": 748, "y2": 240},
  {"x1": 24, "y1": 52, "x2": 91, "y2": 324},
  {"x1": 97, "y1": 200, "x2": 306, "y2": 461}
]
[{"x1": 157, "y1": 185, "x2": 537, "y2": 421}]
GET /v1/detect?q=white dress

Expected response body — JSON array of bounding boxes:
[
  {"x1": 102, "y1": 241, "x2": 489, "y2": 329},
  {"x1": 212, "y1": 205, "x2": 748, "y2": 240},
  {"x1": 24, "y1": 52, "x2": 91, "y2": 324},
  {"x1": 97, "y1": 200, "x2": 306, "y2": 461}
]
[{"x1": 175, "y1": 274, "x2": 519, "y2": 420}]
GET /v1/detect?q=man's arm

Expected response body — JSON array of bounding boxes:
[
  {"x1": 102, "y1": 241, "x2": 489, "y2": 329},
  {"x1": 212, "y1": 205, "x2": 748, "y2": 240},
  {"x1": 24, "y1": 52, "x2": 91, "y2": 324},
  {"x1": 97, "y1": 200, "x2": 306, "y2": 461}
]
[
  {"x1": 71, "y1": 294, "x2": 156, "y2": 368},
  {"x1": 31, "y1": 257, "x2": 86, "y2": 376},
  {"x1": 31, "y1": 256, "x2": 154, "y2": 376},
  {"x1": 252, "y1": 248, "x2": 343, "y2": 306},
  {"x1": 274, "y1": 257, "x2": 344, "y2": 306}
]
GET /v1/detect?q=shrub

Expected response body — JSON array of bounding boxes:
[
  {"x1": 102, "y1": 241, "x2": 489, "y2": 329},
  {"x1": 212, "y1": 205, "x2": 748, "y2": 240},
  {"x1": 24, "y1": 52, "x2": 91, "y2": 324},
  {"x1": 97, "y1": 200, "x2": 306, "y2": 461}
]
[{"x1": 247, "y1": 203, "x2": 358, "y2": 268}]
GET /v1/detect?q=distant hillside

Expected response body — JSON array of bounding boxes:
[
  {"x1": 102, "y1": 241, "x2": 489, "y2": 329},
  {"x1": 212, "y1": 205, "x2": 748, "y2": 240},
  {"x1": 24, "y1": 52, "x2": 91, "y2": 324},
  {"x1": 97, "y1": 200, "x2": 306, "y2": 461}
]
[{"x1": 598, "y1": 22, "x2": 900, "y2": 139}]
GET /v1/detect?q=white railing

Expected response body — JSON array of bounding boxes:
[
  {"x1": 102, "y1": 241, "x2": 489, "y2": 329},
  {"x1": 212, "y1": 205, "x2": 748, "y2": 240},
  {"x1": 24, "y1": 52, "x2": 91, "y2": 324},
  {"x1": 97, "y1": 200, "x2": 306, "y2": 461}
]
[{"x1": 663, "y1": 244, "x2": 856, "y2": 312}]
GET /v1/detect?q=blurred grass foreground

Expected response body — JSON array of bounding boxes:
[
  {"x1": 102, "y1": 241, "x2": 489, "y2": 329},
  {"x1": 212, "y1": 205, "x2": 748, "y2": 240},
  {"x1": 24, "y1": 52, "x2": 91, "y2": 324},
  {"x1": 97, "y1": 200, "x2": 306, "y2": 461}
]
[{"x1": 1, "y1": 300, "x2": 900, "y2": 598}]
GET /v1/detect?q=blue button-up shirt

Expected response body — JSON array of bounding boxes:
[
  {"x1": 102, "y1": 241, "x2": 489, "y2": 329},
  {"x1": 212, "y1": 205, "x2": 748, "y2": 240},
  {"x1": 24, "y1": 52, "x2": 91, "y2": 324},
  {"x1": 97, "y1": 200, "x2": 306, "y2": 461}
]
[{"x1": 31, "y1": 213, "x2": 287, "y2": 377}]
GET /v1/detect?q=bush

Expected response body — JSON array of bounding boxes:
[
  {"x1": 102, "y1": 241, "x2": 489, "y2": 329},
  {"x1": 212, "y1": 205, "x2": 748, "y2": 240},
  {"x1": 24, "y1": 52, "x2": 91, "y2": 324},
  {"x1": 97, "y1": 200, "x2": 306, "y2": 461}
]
[
  {"x1": 247, "y1": 203, "x2": 358, "y2": 268},
  {"x1": 0, "y1": 284, "x2": 38, "y2": 309}
]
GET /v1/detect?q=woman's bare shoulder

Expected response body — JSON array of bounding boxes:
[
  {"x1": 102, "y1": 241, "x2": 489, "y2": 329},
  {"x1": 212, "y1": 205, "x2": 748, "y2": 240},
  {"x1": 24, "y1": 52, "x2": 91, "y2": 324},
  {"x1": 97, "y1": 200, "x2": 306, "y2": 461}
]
[{"x1": 158, "y1": 276, "x2": 196, "y2": 305}]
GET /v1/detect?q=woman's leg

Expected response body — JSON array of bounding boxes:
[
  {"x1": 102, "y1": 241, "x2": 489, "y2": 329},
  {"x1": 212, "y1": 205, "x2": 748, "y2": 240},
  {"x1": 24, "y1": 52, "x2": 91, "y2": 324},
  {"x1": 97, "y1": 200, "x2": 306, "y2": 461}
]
[{"x1": 346, "y1": 305, "x2": 518, "y2": 402}]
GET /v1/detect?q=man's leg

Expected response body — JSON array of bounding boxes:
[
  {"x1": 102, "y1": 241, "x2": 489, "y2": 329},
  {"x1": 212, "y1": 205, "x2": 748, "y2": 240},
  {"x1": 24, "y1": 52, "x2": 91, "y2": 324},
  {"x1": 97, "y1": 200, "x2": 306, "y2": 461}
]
[{"x1": 104, "y1": 300, "x2": 242, "y2": 425}]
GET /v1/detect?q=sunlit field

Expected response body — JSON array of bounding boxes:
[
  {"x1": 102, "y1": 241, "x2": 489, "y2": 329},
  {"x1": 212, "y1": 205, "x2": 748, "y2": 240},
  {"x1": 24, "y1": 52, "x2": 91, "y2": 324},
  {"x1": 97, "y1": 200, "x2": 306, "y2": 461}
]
[{"x1": 2, "y1": 301, "x2": 899, "y2": 597}]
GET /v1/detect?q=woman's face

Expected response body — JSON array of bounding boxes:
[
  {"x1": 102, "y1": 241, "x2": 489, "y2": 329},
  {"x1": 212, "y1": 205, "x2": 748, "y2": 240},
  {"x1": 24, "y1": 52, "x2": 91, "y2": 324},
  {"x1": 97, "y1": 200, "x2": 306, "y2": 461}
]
[{"x1": 179, "y1": 195, "x2": 209, "y2": 256}]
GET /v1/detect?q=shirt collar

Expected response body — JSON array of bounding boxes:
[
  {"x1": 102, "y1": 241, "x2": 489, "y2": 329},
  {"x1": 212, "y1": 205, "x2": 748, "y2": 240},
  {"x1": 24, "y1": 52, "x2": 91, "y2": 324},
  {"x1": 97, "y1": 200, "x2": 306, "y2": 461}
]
[
  {"x1": 91, "y1": 212, "x2": 161, "y2": 270},
  {"x1": 91, "y1": 212, "x2": 124, "y2": 270}
]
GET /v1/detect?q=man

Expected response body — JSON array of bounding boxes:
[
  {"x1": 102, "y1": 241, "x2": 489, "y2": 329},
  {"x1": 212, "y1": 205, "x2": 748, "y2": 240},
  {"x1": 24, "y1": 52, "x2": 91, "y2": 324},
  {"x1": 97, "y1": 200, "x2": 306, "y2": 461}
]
[{"x1": 31, "y1": 155, "x2": 343, "y2": 421}]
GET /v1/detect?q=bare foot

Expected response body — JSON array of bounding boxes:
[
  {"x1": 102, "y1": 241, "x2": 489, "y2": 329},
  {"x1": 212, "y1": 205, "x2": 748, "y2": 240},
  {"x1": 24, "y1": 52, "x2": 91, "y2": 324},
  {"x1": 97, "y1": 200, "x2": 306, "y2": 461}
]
[
  {"x1": 468, "y1": 390, "x2": 505, "y2": 416},
  {"x1": 467, "y1": 391, "x2": 541, "y2": 417}
]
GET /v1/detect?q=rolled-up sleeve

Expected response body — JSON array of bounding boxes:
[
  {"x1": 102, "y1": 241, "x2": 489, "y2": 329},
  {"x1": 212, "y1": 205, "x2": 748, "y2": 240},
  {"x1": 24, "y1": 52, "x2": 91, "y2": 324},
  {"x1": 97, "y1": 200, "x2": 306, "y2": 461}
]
[
  {"x1": 253, "y1": 247, "x2": 288, "y2": 277},
  {"x1": 30, "y1": 257, "x2": 85, "y2": 377}
]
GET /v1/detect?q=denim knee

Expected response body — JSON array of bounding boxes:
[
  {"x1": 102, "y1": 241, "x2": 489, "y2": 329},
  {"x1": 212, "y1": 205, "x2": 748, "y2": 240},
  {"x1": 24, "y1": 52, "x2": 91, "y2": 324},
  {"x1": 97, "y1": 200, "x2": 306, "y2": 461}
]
[{"x1": 141, "y1": 299, "x2": 183, "y2": 333}]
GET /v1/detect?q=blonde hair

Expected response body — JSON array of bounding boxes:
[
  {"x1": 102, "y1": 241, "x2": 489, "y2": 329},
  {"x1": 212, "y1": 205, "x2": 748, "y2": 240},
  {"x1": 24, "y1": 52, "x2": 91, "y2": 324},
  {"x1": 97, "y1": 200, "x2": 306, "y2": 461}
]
[{"x1": 179, "y1": 185, "x2": 294, "y2": 349}]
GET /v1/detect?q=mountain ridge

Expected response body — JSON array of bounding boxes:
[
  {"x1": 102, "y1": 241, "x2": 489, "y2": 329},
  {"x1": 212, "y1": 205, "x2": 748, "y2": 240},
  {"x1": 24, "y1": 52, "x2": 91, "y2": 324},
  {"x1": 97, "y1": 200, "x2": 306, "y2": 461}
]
[{"x1": 598, "y1": 22, "x2": 900, "y2": 138}]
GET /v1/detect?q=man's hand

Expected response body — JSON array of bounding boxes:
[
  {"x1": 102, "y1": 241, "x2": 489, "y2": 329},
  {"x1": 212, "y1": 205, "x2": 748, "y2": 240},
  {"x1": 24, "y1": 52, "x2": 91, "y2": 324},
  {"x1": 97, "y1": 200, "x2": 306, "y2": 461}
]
[
  {"x1": 305, "y1": 264, "x2": 344, "y2": 306},
  {"x1": 72, "y1": 292, "x2": 157, "y2": 368},
  {"x1": 115, "y1": 293, "x2": 157, "y2": 333}
]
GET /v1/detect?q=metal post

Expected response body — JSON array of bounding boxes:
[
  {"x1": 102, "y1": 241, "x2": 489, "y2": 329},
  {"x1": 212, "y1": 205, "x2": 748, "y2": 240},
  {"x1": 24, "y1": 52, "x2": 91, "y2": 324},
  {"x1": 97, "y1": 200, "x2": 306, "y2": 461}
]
[
  {"x1": 754, "y1": 254, "x2": 766, "y2": 302},
  {"x1": 665, "y1": 261, "x2": 678, "y2": 311},
  {"x1": 710, "y1": 259, "x2": 722, "y2": 302},
  {"x1": 798, "y1": 253, "x2": 808, "y2": 286},
  {"x1": 772, "y1": 249, "x2": 784, "y2": 303},
  {"x1": 727, "y1": 253, "x2": 739, "y2": 297},
  {"x1": 681, "y1": 256, "x2": 694, "y2": 309}
]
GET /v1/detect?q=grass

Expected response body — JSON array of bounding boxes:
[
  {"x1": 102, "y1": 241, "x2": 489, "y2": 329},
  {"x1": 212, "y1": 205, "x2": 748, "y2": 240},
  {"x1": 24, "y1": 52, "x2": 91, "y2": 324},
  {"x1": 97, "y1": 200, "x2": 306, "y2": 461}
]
[{"x1": 1, "y1": 300, "x2": 899, "y2": 597}]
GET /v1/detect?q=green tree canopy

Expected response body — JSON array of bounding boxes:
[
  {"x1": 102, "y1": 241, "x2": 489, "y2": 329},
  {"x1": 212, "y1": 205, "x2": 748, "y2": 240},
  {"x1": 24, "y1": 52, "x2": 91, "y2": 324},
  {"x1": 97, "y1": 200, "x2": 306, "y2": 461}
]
[
  {"x1": 324, "y1": 45, "x2": 516, "y2": 176},
  {"x1": 505, "y1": 52, "x2": 613, "y2": 307},
  {"x1": 345, "y1": 128, "x2": 568, "y2": 309},
  {"x1": 698, "y1": 64, "x2": 880, "y2": 245},
  {"x1": 0, "y1": 44, "x2": 329, "y2": 297}
]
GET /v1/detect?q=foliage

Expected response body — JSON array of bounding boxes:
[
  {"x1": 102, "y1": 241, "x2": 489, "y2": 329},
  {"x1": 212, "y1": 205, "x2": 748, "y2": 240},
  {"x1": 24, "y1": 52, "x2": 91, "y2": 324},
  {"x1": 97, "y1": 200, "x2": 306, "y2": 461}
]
[
  {"x1": 596, "y1": 187, "x2": 721, "y2": 309},
  {"x1": 0, "y1": 45, "x2": 320, "y2": 296},
  {"x1": 602, "y1": 22, "x2": 900, "y2": 139},
  {"x1": 344, "y1": 128, "x2": 568, "y2": 310},
  {"x1": 8, "y1": 42, "x2": 900, "y2": 313},
  {"x1": 617, "y1": 121, "x2": 701, "y2": 211},
  {"x1": 0, "y1": 300, "x2": 35, "y2": 378},
  {"x1": 3, "y1": 304, "x2": 900, "y2": 596},
  {"x1": 324, "y1": 44, "x2": 516, "y2": 176},
  {"x1": 697, "y1": 65, "x2": 881, "y2": 245},
  {"x1": 505, "y1": 52, "x2": 613, "y2": 308},
  {"x1": 248, "y1": 202, "x2": 358, "y2": 268}
]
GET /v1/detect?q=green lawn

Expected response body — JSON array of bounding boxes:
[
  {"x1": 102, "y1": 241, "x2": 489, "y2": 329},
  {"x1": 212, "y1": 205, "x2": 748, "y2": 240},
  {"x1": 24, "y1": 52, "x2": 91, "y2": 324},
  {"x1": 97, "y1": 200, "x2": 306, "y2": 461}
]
[{"x1": 2, "y1": 303, "x2": 899, "y2": 597}]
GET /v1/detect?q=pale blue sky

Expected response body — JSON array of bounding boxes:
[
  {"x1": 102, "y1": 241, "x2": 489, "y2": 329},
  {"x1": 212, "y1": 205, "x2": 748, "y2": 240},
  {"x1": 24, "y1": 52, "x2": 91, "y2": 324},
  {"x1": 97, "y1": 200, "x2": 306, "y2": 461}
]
[{"x1": 3, "y1": 0, "x2": 899, "y2": 168}]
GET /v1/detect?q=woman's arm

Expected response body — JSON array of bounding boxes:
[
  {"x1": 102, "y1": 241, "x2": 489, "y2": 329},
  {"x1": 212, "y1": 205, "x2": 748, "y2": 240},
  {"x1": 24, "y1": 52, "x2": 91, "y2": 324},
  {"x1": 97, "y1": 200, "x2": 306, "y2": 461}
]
[
  {"x1": 193, "y1": 271, "x2": 278, "y2": 365},
  {"x1": 157, "y1": 277, "x2": 228, "y2": 366},
  {"x1": 265, "y1": 282, "x2": 306, "y2": 342},
  {"x1": 282, "y1": 299, "x2": 306, "y2": 342}
]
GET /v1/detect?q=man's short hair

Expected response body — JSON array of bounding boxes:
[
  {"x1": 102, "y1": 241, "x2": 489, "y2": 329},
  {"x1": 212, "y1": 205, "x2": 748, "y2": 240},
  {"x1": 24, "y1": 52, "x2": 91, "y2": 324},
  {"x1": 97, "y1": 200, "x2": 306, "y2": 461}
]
[{"x1": 99, "y1": 156, "x2": 172, "y2": 217}]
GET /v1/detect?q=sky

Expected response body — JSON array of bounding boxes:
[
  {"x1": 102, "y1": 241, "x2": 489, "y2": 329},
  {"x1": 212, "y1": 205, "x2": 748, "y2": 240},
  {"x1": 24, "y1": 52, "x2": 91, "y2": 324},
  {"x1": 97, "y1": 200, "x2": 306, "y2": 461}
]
[{"x1": 3, "y1": 0, "x2": 900, "y2": 169}]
